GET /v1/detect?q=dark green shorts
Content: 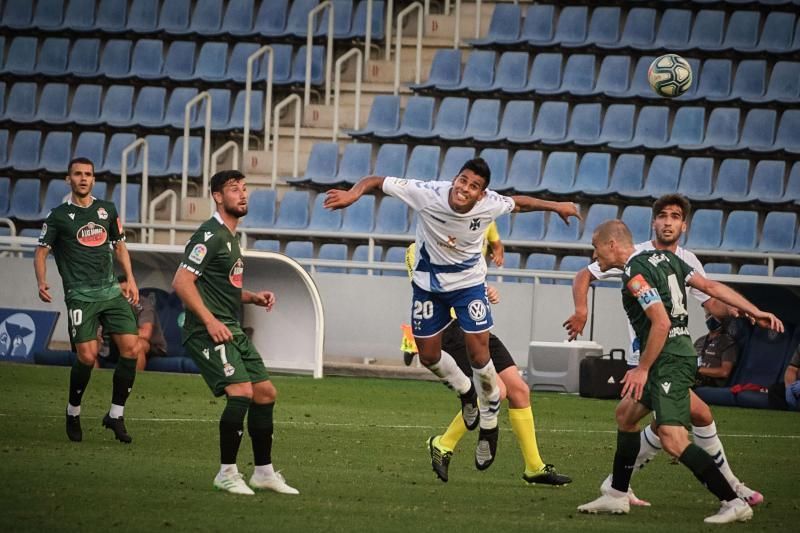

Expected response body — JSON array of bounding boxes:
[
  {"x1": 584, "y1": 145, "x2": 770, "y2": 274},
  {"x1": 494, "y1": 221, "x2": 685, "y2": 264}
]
[
  {"x1": 639, "y1": 353, "x2": 696, "y2": 428},
  {"x1": 184, "y1": 329, "x2": 270, "y2": 397},
  {"x1": 67, "y1": 295, "x2": 138, "y2": 344}
]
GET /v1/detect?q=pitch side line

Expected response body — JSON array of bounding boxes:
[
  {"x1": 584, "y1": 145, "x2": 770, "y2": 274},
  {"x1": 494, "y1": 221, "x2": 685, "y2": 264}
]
[{"x1": 1, "y1": 413, "x2": 798, "y2": 439}]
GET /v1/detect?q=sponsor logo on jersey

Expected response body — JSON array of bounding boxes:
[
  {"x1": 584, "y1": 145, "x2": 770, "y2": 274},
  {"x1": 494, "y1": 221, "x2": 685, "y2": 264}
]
[
  {"x1": 668, "y1": 326, "x2": 690, "y2": 338},
  {"x1": 468, "y1": 299, "x2": 487, "y2": 322},
  {"x1": 97, "y1": 207, "x2": 108, "y2": 220},
  {"x1": 229, "y1": 258, "x2": 244, "y2": 288},
  {"x1": 437, "y1": 235, "x2": 458, "y2": 249},
  {"x1": 76, "y1": 222, "x2": 108, "y2": 247},
  {"x1": 395, "y1": 179, "x2": 409, "y2": 187},
  {"x1": 469, "y1": 218, "x2": 481, "y2": 231},
  {"x1": 68, "y1": 213, "x2": 75, "y2": 220},
  {"x1": 627, "y1": 274, "x2": 661, "y2": 308},
  {"x1": 661, "y1": 382, "x2": 671, "y2": 395},
  {"x1": 188, "y1": 244, "x2": 207, "y2": 264},
  {"x1": 204, "y1": 231, "x2": 213, "y2": 242}
]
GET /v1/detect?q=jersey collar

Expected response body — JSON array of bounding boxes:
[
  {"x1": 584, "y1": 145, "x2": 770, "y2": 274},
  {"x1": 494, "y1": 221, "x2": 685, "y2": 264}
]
[
  {"x1": 213, "y1": 211, "x2": 236, "y2": 235},
  {"x1": 67, "y1": 196, "x2": 96, "y2": 208}
]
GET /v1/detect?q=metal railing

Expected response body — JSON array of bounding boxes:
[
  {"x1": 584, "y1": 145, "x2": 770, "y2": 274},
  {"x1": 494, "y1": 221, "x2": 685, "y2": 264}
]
[
  {"x1": 181, "y1": 91, "x2": 211, "y2": 200},
  {"x1": 211, "y1": 141, "x2": 240, "y2": 176},
  {"x1": 243, "y1": 45, "x2": 275, "y2": 157},
  {"x1": 394, "y1": 2, "x2": 424, "y2": 95},
  {"x1": 443, "y1": 0, "x2": 463, "y2": 48},
  {"x1": 147, "y1": 189, "x2": 177, "y2": 245},
  {"x1": 386, "y1": 0, "x2": 430, "y2": 61},
  {"x1": 271, "y1": 94, "x2": 302, "y2": 189},
  {"x1": 304, "y1": 0, "x2": 334, "y2": 107},
  {"x1": 120, "y1": 137, "x2": 148, "y2": 242},
  {"x1": 363, "y1": 0, "x2": 373, "y2": 71},
  {"x1": 332, "y1": 48, "x2": 363, "y2": 141},
  {"x1": 0, "y1": 218, "x2": 16, "y2": 236}
]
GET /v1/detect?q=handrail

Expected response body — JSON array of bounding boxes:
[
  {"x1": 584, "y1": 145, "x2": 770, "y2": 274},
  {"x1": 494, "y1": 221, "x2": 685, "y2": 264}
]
[
  {"x1": 443, "y1": 0, "x2": 462, "y2": 48},
  {"x1": 394, "y1": 2, "x2": 424, "y2": 95},
  {"x1": 474, "y1": 0, "x2": 481, "y2": 39},
  {"x1": 181, "y1": 91, "x2": 211, "y2": 200},
  {"x1": 147, "y1": 189, "x2": 177, "y2": 245},
  {"x1": 364, "y1": 0, "x2": 373, "y2": 72},
  {"x1": 120, "y1": 137, "x2": 148, "y2": 242},
  {"x1": 211, "y1": 140, "x2": 240, "y2": 176},
  {"x1": 271, "y1": 94, "x2": 302, "y2": 189},
  {"x1": 243, "y1": 45, "x2": 274, "y2": 156},
  {"x1": 386, "y1": 0, "x2": 430, "y2": 61},
  {"x1": 333, "y1": 48, "x2": 363, "y2": 141},
  {"x1": 304, "y1": 0, "x2": 334, "y2": 107}
]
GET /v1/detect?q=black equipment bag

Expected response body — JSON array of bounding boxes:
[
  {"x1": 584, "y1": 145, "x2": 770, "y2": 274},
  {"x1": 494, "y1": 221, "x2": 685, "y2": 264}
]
[{"x1": 579, "y1": 349, "x2": 628, "y2": 399}]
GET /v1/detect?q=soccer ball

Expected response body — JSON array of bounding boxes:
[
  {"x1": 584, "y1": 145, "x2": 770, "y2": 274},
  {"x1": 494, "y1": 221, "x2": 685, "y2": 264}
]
[{"x1": 647, "y1": 54, "x2": 693, "y2": 98}]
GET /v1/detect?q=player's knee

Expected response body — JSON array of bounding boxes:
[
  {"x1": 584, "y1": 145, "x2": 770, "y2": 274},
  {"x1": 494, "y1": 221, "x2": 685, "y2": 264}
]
[
  {"x1": 253, "y1": 381, "x2": 277, "y2": 404},
  {"x1": 657, "y1": 429, "x2": 689, "y2": 457},
  {"x1": 505, "y1": 378, "x2": 530, "y2": 408},
  {"x1": 614, "y1": 406, "x2": 638, "y2": 431},
  {"x1": 689, "y1": 399, "x2": 714, "y2": 426},
  {"x1": 225, "y1": 382, "x2": 253, "y2": 399}
]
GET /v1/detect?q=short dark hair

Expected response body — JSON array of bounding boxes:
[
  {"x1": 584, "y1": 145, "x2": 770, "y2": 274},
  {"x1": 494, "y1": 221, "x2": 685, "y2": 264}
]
[
  {"x1": 210, "y1": 170, "x2": 245, "y2": 194},
  {"x1": 457, "y1": 158, "x2": 491, "y2": 188},
  {"x1": 68, "y1": 157, "x2": 95, "y2": 174},
  {"x1": 652, "y1": 194, "x2": 691, "y2": 221}
]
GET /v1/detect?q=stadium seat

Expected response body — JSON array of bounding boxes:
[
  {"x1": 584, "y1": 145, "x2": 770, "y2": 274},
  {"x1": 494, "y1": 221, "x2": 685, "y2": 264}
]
[
  {"x1": 730, "y1": 60, "x2": 767, "y2": 102},
  {"x1": 40, "y1": 131, "x2": 72, "y2": 173},
  {"x1": 775, "y1": 266, "x2": 800, "y2": 278},
  {"x1": 95, "y1": 0, "x2": 128, "y2": 33},
  {"x1": 441, "y1": 99, "x2": 500, "y2": 142},
  {"x1": 38, "y1": 179, "x2": 71, "y2": 218},
  {"x1": 650, "y1": 9, "x2": 692, "y2": 51},
  {"x1": 562, "y1": 103, "x2": 602, "y2": 146},
  {"x1": 350, "y1": 95, "x2": 400, "y2": 138},
  {"x1": 709, "y1": 158, "x2": 749, "y2": 203},
  {"x1": 334, "y1": 143, "x2": 372, "y2": 187},
  {"x1": 291, "y1": 142, "x2": 338, "y2": 186},
  {"x1": 99, "y1": 85, "x2": 135, "y2": 128},
  {"x1": 251, "y1": 239, "x2": 280, "y2": 252},
  {"x1": 488, "y1": 252, "x2": 520, "y2": 283},
  {"x1": 607, "y1": 154, "x2": 646, "y2": 198},
  {"x1": 0, "y1": 177, "x2": 10, "y2": 217},
  {"x1": 468, "y1": 4, "x2": 522, "y2": 47},
  {"x1": 164, "y1": 88, "x2": 200, "y2": 129},
  {"x1": 509, "y1": 211, "x2": 545, "y2": 241},
  {"x1": 194, "y1": 42, "x2": 229, "y2": 82},
  {"x1": 158, "y1": 0, "x2": 191, "y2": 34},
  {"x1": 747, "y1": 160, "x2": 787, "y2": 204},
  {"x1": 524, "y1": 253, "x2": 557, "y2": 285},
  {"x1": 37, "y1": 37, "x2": 69, "y2": 76},
  {"x1": 729, "y1": 109, "x2": 778, "y2": 154},
  {"x1": 740, "y1": 326, "x2": 794, "y2": 386},
  {"x1": 425, "y1": 97, "x2": 469, "y2": 141},
  {"x1": 69, "y1": 39, "x2": 101, "y2": 78},
  {"x1": 582, "y1": 7, "x2": 621, "y2": 48},
  {"x1": 519, "y1": 4, "x2": 555, "y2": 45},
  {"x1": 758, "y1": 11, "x2": 796, "y2": 54},
  {"x1": 340, "y1": 195, "x2": 375, "y2": 233},
  {"x1": 227, "y1": 89, "x2": 264, "y2": 132},
  {"x1": 440, "y1": 50, "x2": 496, "y2": 94},
  {"x1": 350, "y1": 244, "x2": 383, "y2": 275},
  {"x1": 98, "y1": 39, "x2": 133, "y2": 79},
  {"x1": 274, "y1": 191, "x2": 310, "y2": 229},
  {"x1": 530, "y1": 101, "x2": 569, "y2": 144},
  {"x1": 608, "y1": 56, "x2": 656, "y2": 100},
  {"x1": 556, "y1": 256, "x2": 591, "y2": 286},
  {"x1": 240, "y1": 189, "x2": 276, "y2": 229},
  {"x1": 289, "y1": 45, "x2": 326, "y2": 86},
  {"x1": 132, "y1": 86, "x2": 167, "y2": 128},
  {"x1": 484, "y1": 52, "x2": 529, "y2": 94},
  {"x1": 375, "y1": 197, "x2": 409, "y2": 234},
  {"x1": 508, "y1": 53, "x2": 561, "y2": 96},
  {"x1": 546, "y1": 6, "x2": 588, "y2": 47},
  {"x1": 316, "y1": 0, "x2": 355, "y2": 39},
  {"x1": 688, "y1": 59, "x2": 733, "y2": 102},
  {"x1": 546, "y1": 54, "x2": 596, "y2": 97},
  {"x1": 685, "y1": 209, "x2": 723, "y2": 249},
  {"x1": 73, "y1": 132, "x2": 106, "y2": 169},
  {"x1": 373, "y1": 144, "x2": 407, "y2": 178},
  {"x1": 128, "y1": 0, "x2": 159, "y2": 33},
  {"x1": 345, "y1": 0, "x2": 385, "y2": 41},
  {"x1": 4, "y1": 82, "x2": 37, "y2": 124},
  {"x1": 70, "y1": 85, "x2": 106, "y2": 127},
  {"x1": 285, "y1": 0, "x2": 321, "y2": 37},
  {"x1": 0, "y1": 130, "x2": 8, "y2": 171},
  {"x1": 676, "y1": 157, "x2": 714, "y2": 200},
  {"x1": 378, "y1": 96, "x2": 435, "y2": 141},
  {"x1": 8, "y1": 130, "x2": 43, "y2": 172},
  {"x1": 317, "y1": 243, "x2": 348, "y2": 274},
  {"x1": 381, "y1": 246, "x2": 407, "y2": 277},
  {"x1": 164, "y1": 136, "x2": 202, "y2": 177},
  {"x1": 188, "y1": 0, "x2": 224, "y2": 36},
  {"x1": 721, "y1": 10, "x2": 761, "y2": 52},
  {"x1": 747, "y1": 61, "x2": 800, "y2": 105},
  {"x1": 759, "y1": 212, "x2": 797, "y2": 252},
  {"x1": 57, "y1": 0, "x2": 96, "y2": 31},
  {"x1": 308, "y1": 193, "x2": 343, "y2": 231},
  {"x1": 703, "y1": 263, "x2": 733, "y2": 275},
  {"x1": 579, "y1": 104, "x2": 635, "y2": 147},
  {"x1": 666, "y1": 107, "x2": 706, "y2": 147},
  {"x1": 163, "y1": 41, "x2": 196, "y2": 82},
  {"x1": 2, "y1": 36, "x2": 37, "y2": 75},
  {"x1": 437, "y1": 147, "x2": 474, "y2": 181},
  {"x1": 738, "y1": 264, "x2": 769, "y2": 276},
  {"x1": 770, "y1": 110, "x2": 800, "y2": 154},
  {"x1": 544, "y1": 211, "x2": 580, "y2": 243},
  {"x1": 786, "y1": 162, "x2": 800, "y2": 202},
  {"x1": 497, "y1": 100, "x2": 536, "y2": 145},
  {"x1": 687, "y1": 10, "x2": 725, "y2": 51},
  {"x1": 139, "y1": 134, "x2": 171, "y2": 178},
  {"x1": 620, "y1": 205, "x2": 652, "y2": 244},
  {"x1": 536, "y1": 152, "x2": 577, "y2": 194},
  {"x1": 203, "y1": 88, "x2": 232, "y2": 131},
  {"x1": 405, "y1": 145, "x2": 440, "y2": 182},
  {"x1": 479, "y1": 148, "x2": 509, "y2": 191},
  {"x1": 591, "y1": 56, "x2": 631, "y2": 97},
  {"x1": 8, "y1": 178, "x2": 42, "y2": 220},
  {"x1": 410, "y1": 49, "x2": 461, "y2": 92},
  {"x1": 505, "y1": 150, "x2": 542, "y2": 194},
  {"x1": 571, "y1": 152, "x2": 612, "y2": 196},
  {"x1": 2, "y1": 0, "x2": 34, "y2": 29},
  {"x1": 609, "y1": 106, "x2": 669, "y2": 150},
  {"x1": 602, "y1": 7, "x2": 656, "y2": 50},
  {"x1": 110, "y1": 183, "x2": 141, "y2": 223},
  {"x1": 682, "y1": 107, "x2": 740, "y2": 151},
  {"x1": 629, "y1": 155, "x2": 682, "y2": 199},
  {"x1": 252, "y1": 0, "x2": 287, "y2": 36},
  {"x1": 37, "y1": 83, "x2": 70, "y2": 126},
  {"x1": 32, "y1": 0, "x2": 66, "y2": 30},
  {"x1": 284, "y1": 241, "x2": 314, "y2": 262},
  {"x1": 721, "y1": 211, "x2": 758, "y2": 251}
]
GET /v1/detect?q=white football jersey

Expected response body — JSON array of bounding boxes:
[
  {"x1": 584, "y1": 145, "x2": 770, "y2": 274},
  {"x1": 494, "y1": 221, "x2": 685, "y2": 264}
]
[
  {"x1": 588, "y1": 240, "x2": 710, "y2": 365},
  {"x1": 382, "y1": 178, "x2": 515, "y2": 293}
]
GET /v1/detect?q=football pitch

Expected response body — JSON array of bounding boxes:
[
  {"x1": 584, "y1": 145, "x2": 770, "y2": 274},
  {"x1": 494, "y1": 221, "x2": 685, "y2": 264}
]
[{"x1": 0, "y1": 364, "x2": 797, "y2": 532}]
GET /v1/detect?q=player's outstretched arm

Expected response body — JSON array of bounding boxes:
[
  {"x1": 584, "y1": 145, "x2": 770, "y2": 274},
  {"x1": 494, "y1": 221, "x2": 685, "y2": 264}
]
[
  {"x1": 113, "y1": 241, "x2": 139, "y2": 306},
  {"x1": 34, "y1": 246, "x2": 52, "y2": 303},
  {"x1": 172, "y1": 268, "x2": 233, "y2": 343},
  {"x1": 687, "y1": 275, "x2": 784, "y2": 333},
  {"x1": 324, "y1": 176, "x2": 386, "y2": 210},
  {"x1": 510, "y1": 196, "x2": 581, "y2": 222},
  {"x1": 563, "y1": 267, "x2": 596, "y2": 341}
]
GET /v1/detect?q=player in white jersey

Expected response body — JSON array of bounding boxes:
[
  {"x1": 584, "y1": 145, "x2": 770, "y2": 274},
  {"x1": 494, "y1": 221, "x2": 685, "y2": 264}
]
[
  {"x1": 325, "y1": 158, "x2": 580, "y2": 469},
  {"x1": 563, "y1": 194, "x2": 763, "y2": 506}
]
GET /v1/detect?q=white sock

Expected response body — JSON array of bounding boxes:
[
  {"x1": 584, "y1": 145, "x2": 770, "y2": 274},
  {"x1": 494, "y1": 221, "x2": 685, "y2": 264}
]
[
  {"x1": 426, "y1": 350, "x2": 471, "y2": 395},
  {"x1": 472, "y1": 360, "x2": 501, "y2": 430},
  {"x1": 254, "y1": 464, "x2": 275, "y2": 477},
  {"x1": 109, "y1": 404, "x2": 124, "y2": 419},
  {"x1": 634, "y1": 425, "x2": 662, "y2": 471},
  {"x1": 218, "y1": 464, "x2": 238, "y2": 476},
  {"x1": 67, "y1": 404, "x2": 81, "y2": 416},
  {"x1": 693, "y1": 422, "x2": 740, "y2": 488}
]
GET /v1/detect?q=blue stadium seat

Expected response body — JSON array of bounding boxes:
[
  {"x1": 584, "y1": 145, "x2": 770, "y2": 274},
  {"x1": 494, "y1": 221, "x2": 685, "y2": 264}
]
[
  {"x1": 505, "y1": 150, "x2": 542, "y2": 194},
  {"x1": 548, "y1": 6, "x2": 588, "y2": 46},
  {"x1": 37, "y1": 37, "x2": 69, "y2": 76},
  {"x1": 507, "y1": 53, "x2": 561, "y2": 95},
  {"x1": 620, "y1": 205, "x2": 652, "y2": 244},
  {"x1": 100, "y1": 133, "x2": 137, "y2": 175},
  {"x1": 711, "y1": 158, "x2": 749, "y2": 202},
  {"x1": 285, "y1": 0, "x2": 322, "y2": 38},
  {"x1": 340, "y1": 195, "x2": 375, "y2": 233},
  {"x1": 681, "y1": 107, "x2": 740, "y2": 151},
  {"x1": 8, "y1": 130, "x2": 43, "y2": 172},
  {"x1": 578, "y1": 104, "x2": 635, "y2": 147},
  {"x1": 317, "y1": 243, "x2": 348, "y2": 274},
  {"x1": 240, "y1": 189, "x2": 276, "y2": 228},
  {"x1": 441, "y1": 50, "x2": 496, "y2": 94},
  {"x1": 721, "y1": 10, "x2": 761, "y2": 52},
  {"x1": 479, "y1": 149, "x2": 509, "y2": 191},
  {"x1": 520, "y1": 4, "x2": 555, "y2": 45},
  {"x1": 530, "y1": 101, "x2": 569, "y2": 144},
  {"x1": 495, "y1": 214, "x2": 510, "y2": 240},
  {"x1": 747, "y1": 160, "x2": 787, "y2": 204},
  {"x1": 497, "y1": 100, "x2": 536, "y2": 145},
  {"x1": 756, "y1": 11, "x2": 796, "y2": 53},
  {"x1": 688, "y1": 59, "x2": 732, "y2": 102},
  {"x1": 687, "y1": 10, "x2": 725, "y2": 51},
  {"x1": 771, "y1": 110, "x2": 800, "y2": 154},
  {"x1": 98, "y1": 39, "x2": 133, "y2": 79},
  {"x1": 425, "y1": 97, "x2": 469, "y2": 141},
  {"x1": 2, "y1": 36, "x2": 37, "y2": 75},
  {"x1": 0, "y1": 130, "x2": 8, "y2": 171},
  {"x1": 738, "y1": 264, "x2": 769, "y2": 276},
  {"x1": 561, "y1": 102, "x2": 602, "y2": 146},
  {"x1": 685, "y1": 209, "x2": 723, "y2": 249},
  {"x1": 509, "y1": 211, "x2": 545, "y2": 241},
  {"x1": 609, "y1": 106, "x2": 669, "y2": 150},
  {"x1": 289, "y1": 46, "x2": 325, "y2": 86},
  {"x1": 4, "y1": 82, "x2": 37, "y2": 124},
  {"x1": 603, "y1": 7, "x2": 656, "y2": 50},
  {"x1": 721, "y1": 211, "x2": 758, "y2": 251},
  {"x1": 111, "y1": 183, "x2": 141, "y2": 223},
  {"x1": 32, "y1": 0, "x2": 66, "y2": 30},
  {"x1": 382, "y1": 246, "x2": 408, "y2": 277},
  {"x1": 609, "y1": 56, "x2": 656, "y2": 99},
  {"x1": 468, "y1": 4, "x2": 522, "y2": 46},
  {"x1": 650, "y1": 9, "x2": 692, "y2": 51},
  {"x1": 40, "y1": 131, "x2": 72, "y2": 173},
  {"x1": 345, "y1": 0, "x2": 385, "y2": 41},
  {"x1": 251, "y1": 239, "x2": 280, "y2": 252},
  {"x1": 544, "y1": 54, "x2": 595, "y2": 96},
  {"x1": 8, "y1": 178, "x2": 42, "y2": 220},
  {"x1": 581, "y1": 205, "x2": 619, "y2": 242},
  {"x1": 582, "y1": 7, "x2": 621, "y2": 48},
  {"x1": 373, "y1": 144, "x2": 407, "y2": 178},
  {"x1": 571, "y1": 152, "x2": 611, "y2": 196},
  {"x1": 227, "y1": 89, "x2": 264, "y2": 132},
  {"x1": 747, "y1": 61, "x2": 800, "y2": 104},
  {"x1": 284, "y1": 241, "x2": 314, "y2": 261},
  {"x1": 158, "y1": 0, "x2": 191, "y2": 34},
  {"x1": 100, "y1": 85, "x2": 135, "y2": 128},
  {"x1": 703, "y1": 263, "x2": 733, "y2": 275},
  {"x1": 194, "y1": 42, "x2": 229, "y2": 82},
  {"x1": 591, "y1": 56, "x2": 631, "y2": 97},
  {"x1": 607, "y1": 154, "x2": 645, "y2": 198},
  {"x1": 677, "y1": 157, "x2": 714, "y2": 200},
  {"x1": 759, "y1": 212, "x2": 796, "y2": 252},
  {"x1": 204, "y1": 88, "x2": 232, "y2": 131},
  {"x1": 629, "y1": 155, "x2": 682, "y2": 199},
  {"x1": 2, "y1": 0, "x2": 33, "y2": 29},
  {"x1": 58, "y1": 0, "x2": 96, "y2": 31},
  {"x1": 380, "y1": 96, "x2": 435, "y2": 141},
  {"x1": 128, "y1": 0, "x2": 159, "y2": 33},
  {"x1": 274, "y1": 191, "x2": 310, "y2": 229},
  {"x1": 441, "y1": 99, "x2": 500, "y2": 142},
  {"x1": 73, "y1": 132, "x2": 106, "y2": 169},
  {"x1": 556, "y1": 256, "x2": 591, "y2": 286},
  {"x1": 141, "y1": 134, "x2": 171, "y2": 177},
  {"x1": 350, "y1": 95, "x2": 400, "y2": 138},
  {"x1": 308, "y1": 193, "x2": 343, "y2": 231},
  {"x1": 350, "y1": 244, "x2": 383, "y2": 274},
  {"x1": 129, "y1": 40, "x2": 165, "y2": 80},
  {"x1": 485, "y1": 52, "x2": 528, "y2": 94},
  {"x1": 0, "y1": 177, "x2": 9, "y2": 217},
  {"x1": 227, "y1": 42, "x2": 292, "y2": 84},
  {"x1": 0, "y1": 82, "x2": 6, "y2": 118},
  {"x1": 524, "y1": 253, "x2": 556, "y2": 285},
  {"x1": 437, "y1": 147, "x2": 475, "y2": 181},
  {"x1": 317, "y1": 0, "x2": 355, "y2": 39},
  {"x1": 487, "y1": 252, "x2": 520, "y2": 283},
  {"x1": 405, "y1": 145, "x2": 439, "y2": 181},
  {"x1": 775, "y1": 266, "x2": 800, "y2": 278},
  {"x1": 189, "y1": 0, "x2": 224, "y2": 36},
  {"x1": 164, "y1": 41, "x2": 196, "y2": 82},
  {"x1": 536, "y1": 152, "x2": 577, "y2": 194},
  {"x1": 96, "y1": 0, "x2": 128, "y2": 33},
  {"x1": 786, "y1": 162, "x2": 800, "y2": 202},
  {"x1": 39, "y1": 179, "x2": 71, "y2": 217},
  {"x1": 375, "y1": 197, "x2": 409, "y2": 234},
  {"x1": 410, "y1": 49, "x2": 461, "y2": 92},
  {"x1": 544, "y1": 212, "x2": 580, "y2": 243},
  {"x1": 253, "y1": 0, "x2": 288, "y2": 37},
  {"x1": 69, "y1": 39, "x2": 101, "y2": 78},
  {"x1": 730, "y1": 60, "x2": 767, "y2": 102},
  {"x1": 38, "y1": 83, "x2": 70, "y2": 125},
  {"x1": 164, "y1": 88, "x2": 200, "y2": 129},
  {"x1": 132, "y1": 86, "x2": 167, "y2": 128},
  {"x1": 729, "y1": 108, "x2": 777, "y2": 154}
]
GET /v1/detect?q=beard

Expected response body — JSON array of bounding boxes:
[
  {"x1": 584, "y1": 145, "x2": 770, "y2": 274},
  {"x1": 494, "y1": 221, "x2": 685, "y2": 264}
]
[
  {"x1": 655, "y1": 229, "x2": 680, "y2": 245},
  {"x1": 225, "y1": 204, "x2": 248, "y2": 218}
]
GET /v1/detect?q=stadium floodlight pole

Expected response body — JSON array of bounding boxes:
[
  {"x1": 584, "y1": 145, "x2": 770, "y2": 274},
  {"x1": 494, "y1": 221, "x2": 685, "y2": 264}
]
[
  {"x1": 181, "y1": 91, "x2": 211, "y2": 201},
  {"x1": 333, "y1": 48, "x2": 363, "y2": 141},
  {"x1": 243, "y1": 45, "x2": 274, "y2": 157},
  {"x1": 120, "y1": 137, "x2": 148, "y2": 242},
  {"x1": 304, "y1": 1, "x2": 334, "y2": 108},
  {"x1": 394, "y1": 2, "x2": 424, "y2": 96}
]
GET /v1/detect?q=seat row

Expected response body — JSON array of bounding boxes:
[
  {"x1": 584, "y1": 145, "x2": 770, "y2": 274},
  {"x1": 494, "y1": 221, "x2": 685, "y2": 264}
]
[
  {"x1": 469, "y1": 4, "x2": 800, "y2": 55},
  {"x1": 412, "y1": 49, "x2": 800, "y2": 104},
  {"x1": 352, "y1": 96, "x2": 800, "y2": 155},
  {"x1": 0, "y1": 129, "x2": 202, "y2": 178},
  {"x1": 0, "y1": 36, "x2": 324, "y2": 87},
  {"x1": 293, "y1": 141, "x2": 800, "y2": 206},
  {"x1": 0, "y1": 0, "x2": 384, "y2": 41},
  {"x1": 1, "y1": 83, "x2": 266, "y2": 133}
]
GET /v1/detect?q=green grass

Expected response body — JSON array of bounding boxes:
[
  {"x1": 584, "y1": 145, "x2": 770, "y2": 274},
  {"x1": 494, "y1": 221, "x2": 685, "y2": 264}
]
[{"x1": 0, "y1": 363, "x2": 798, "y2": 532}]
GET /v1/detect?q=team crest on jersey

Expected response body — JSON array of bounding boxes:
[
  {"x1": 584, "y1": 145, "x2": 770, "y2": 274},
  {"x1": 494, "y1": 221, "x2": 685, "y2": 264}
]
[
  {"x1": 470, "y1": 218, "x2": 481, "y2": 231},
  {"x1": 76, "y1": 222, "x2": 107, "y2": 247},
  {"x1": 223, "y1": 362, "x2": 236, "y2": 377},
  {"x1": 96, "y1": 207, "x2": 108, "y2": 220},
  {"x1": 229, "y1": 258, "x2": 244, "y2": 288},
  {"x1": 188, "y1": 244, "x2": 207, "y2": 264},
  {"x1": 468, "y1": 299, "x2": 487, "y2": 322}
]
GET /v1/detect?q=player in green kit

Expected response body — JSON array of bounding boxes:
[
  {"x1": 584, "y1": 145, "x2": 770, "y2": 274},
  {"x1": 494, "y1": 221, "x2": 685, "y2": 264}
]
[
  {"x1": 172, "y1": 170, "x2": 298, "y2": 496},
  {"x1": 578, "y1": 220, "x2": 783, "y2": 524},
  {"x1": 35, "y1": 157, "x2": 140, "y2": 443}
]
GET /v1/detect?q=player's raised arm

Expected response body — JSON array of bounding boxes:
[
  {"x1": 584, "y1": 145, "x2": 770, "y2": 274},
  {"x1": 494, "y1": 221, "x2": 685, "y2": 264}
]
[
  {"x1": 687, "y1": 274, "x2": 784, "y2": 333},
  {"x1": 324, "y1": 176, "x2": 386, "y2": 210},
  {"x1": 510, "y1": 196, "x2": 581, "y2": 223},
  {"x1": 563, "y1": 267, "x2": 598, "y2": 341}
]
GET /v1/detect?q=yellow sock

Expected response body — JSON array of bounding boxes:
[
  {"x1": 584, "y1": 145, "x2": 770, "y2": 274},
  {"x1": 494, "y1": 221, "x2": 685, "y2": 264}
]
[
  {"x1": 439, "y1": 411, "x2": 468, "y2": 451},
  {"x1": 509, "y1": 406, "x2": 545, "y2": 474}
]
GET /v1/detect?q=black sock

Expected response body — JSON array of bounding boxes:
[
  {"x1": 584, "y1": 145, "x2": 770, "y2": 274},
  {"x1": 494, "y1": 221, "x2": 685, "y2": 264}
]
[
  {"x1": 679, "y1": 443, "x2": 738, "y2": 502},
  {"x1": 248, "y1": 402, "x2": 275, "y2": 466},
  {"x1": 611, "y1": 430, "x2": 640, "y2": 493},
  {"x1": 220, "y1": 396, "x2": 250, "y2": 465},
  {"x1": 68, "y1": 359, "x2": 93, "y2": 407},
  {"x1": 111, "y1": 357, "x2": 137, "y2": 407}
]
